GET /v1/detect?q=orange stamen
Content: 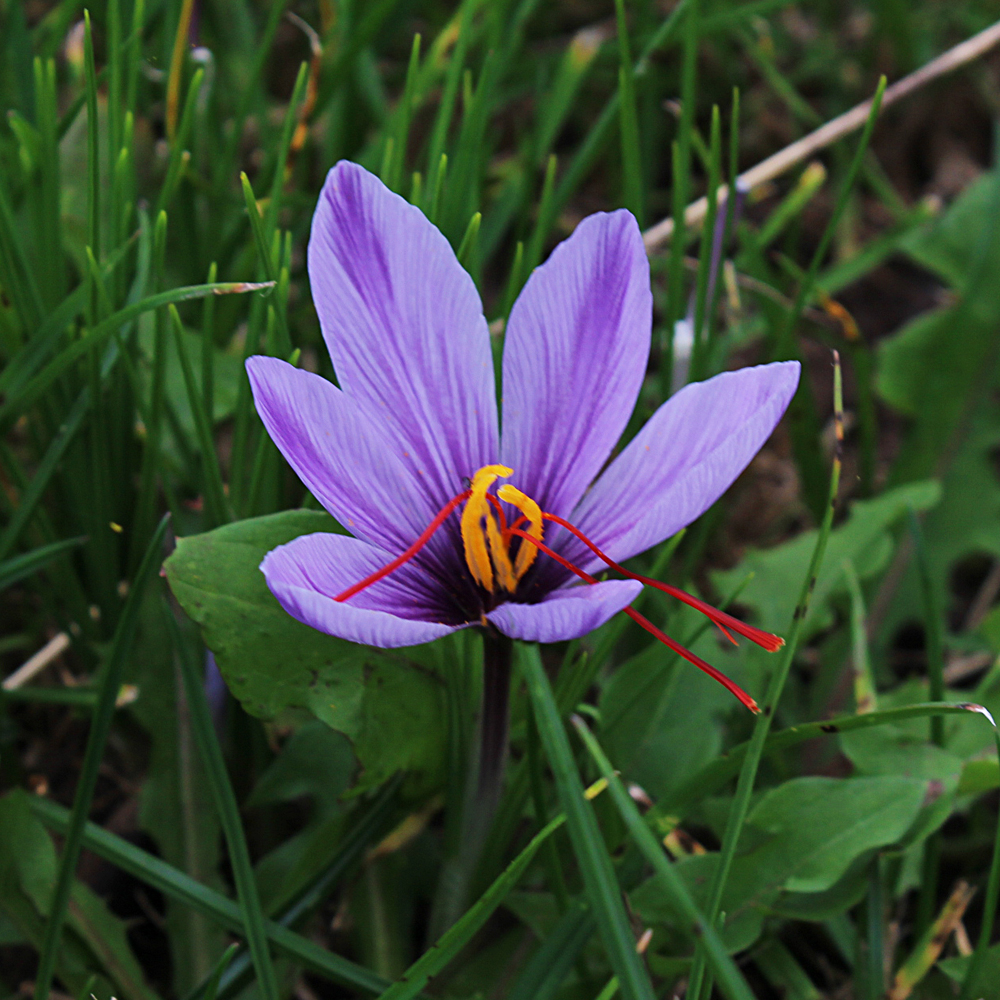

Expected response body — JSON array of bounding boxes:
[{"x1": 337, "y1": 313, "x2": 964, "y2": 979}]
[
  {"x1": 335, "y1": 490, "x2": 471, "y2": 603},
  {"x1": 541, "y1": 512, "x2": 784, "y2": 653},
  {"x1": 505, "y1": 526, "x2": 759, "y2": 713}
]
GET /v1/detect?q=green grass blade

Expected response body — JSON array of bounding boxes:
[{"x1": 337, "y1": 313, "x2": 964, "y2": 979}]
[
  {"x1": 908, "y1": 506, "x2": 946, "y2": 937},
  {"x1": 524, "y1": 153, "x2": 557, "y2": 276},
  {"x1": 375, "y1": 809, "x2": 565, "y2": 1000},
  {"x1": 385, "y1": 34, "x2": 422, "y2": 193},
  {"x1": 213, "y1": 0, "x2": 289, "y2": 189},
  {"x1": 312, "y1": 0, "x2": 401, "y2": 117},
  {"x1": 553, "y1": 0, "x2": 692, "y2": 221},
  {"x1": 424, "y1": 0, "x2": 477, "y2": 190},
  {"x1": 29, "y1": 797, "x2": 392, "y2": 996},
  {"x1": 202, "y1": 262, "x2": 217, "y2": 423},
  {"x1": 427, "y1": 153, "x2": 448, "y2": 225},
  {"x1": 132, "y1": 210, "x2": 169, "y2": 568},
  {"x1": 843, "y1": 560, "x2": 877, "y2": 713},
  {"x1": 456, "y1": 211, "x2": 481, "y2": 267},
  {"x1": 0, "y1": 281, "x2": 270, "y2": 430},
  {"x1": 0, "y1": 536, "x2": 85, "y2": 591},
  {"x1": 519, "y1": 643, "x2": 655, "y2": 1000},
  {"x1": 572, "y1": 717, "x2": 755, "y2": 1000},
  {"x1": 32, "y1": 513, "x2": 171, "y2": 1000},
  {"x1": 84, "y1": 11, "x2": 101, "y2": 263},
  {"x1": 534, "y1": 27, "x2": 602, "y2": 169},
  {"x1": 506, "y1": 900, "x2": 594, "y2": 1000},
  {"x1": 107, "y1": 0, "x2": 124, "y2": 261},
  {"x1": 169, "y1": 305, "x2": 231, "y2": 526},
  {"x1": 526, "y1": 703, "x2": 569, "y2": 911},
  {"x1": 0, "y1": 234, "x2": 136, "y2": 401},
  {"x1": 240, "y1": 174, "x2": 290, "y2": 355},
  {"x1": 1, "y1": 687, "x2": 99, "y2": 708},
  {"x1": 690, "y1": 104, "x2": 722, "y2": 382},
  {"x1": 262, "y1": 61, "x2": 309, "y2": 239},
  {"x1": 165, "y1": 0, "x2": 196, "y2": 141},
  {"x1": 907, "y1": 509, "x2": 945, "y2": 738},
  {"x1": 167, "y1": 609, "x2": 278, "y2": 1000},
  {"x1": 663, "y1": 701, "x2": 996, "y2": 818},
  {"x1": 859, "y1": 857, "x2": 884, "y2": 1000},
  {"x1": 686, "y1": 354, "x2": 844, "y2": 1000},
  {"x1": 613, "y1": 0, "x2": 642, "y2": 224},
  {"x1": 0, "y1": 389, "x2": 91, "y2": 561},
  {"x1": 773, "y1": 78, "x2": 885, "y2": 520},
  {"x1": 499, "y1": 240, "x2": 524, "y2": 321},
  {"x1": 0, "y1": 171, "x2": 44, "y2": 331},
  {"x1": 125, "y1": 0, "x2": 146, "y2": 115},
  {"x1": 440, "y1": 51, "x2": 497, "y2": 240},
  {"x1": 202, "y1": 943, "x2": 240, "y2": 1000},
  {"x1": 664, "y1": 0, "x2": 700, "y2": 387},
  {"x1": 34, "y1": 55, "x2": 62, "y2": 308},
  {"x1": 155, "y1": 67, "x2": 205, "y2": 216},
  {"x1": 197, "y1": 775, "x2": 403, "y2": 1000},
  {"x1": 960, "y1": 727, "x2": 1000, "y2": 1000},
  {"x1": 594, "y1": 978, "x2": 619, "y2": 1000},
  {"x1": 774, "y1": 77, "x2": 887, "y2": 359}
]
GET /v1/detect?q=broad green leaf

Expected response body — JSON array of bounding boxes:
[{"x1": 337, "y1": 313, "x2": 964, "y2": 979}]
[
  {"x1": 958, "y1": 758, "x2": 999, "y2": 796},
  {"x1": 742, "y1": 777, "x2": 928, "y2": 893},
  {"x1": 899, "y1": 172, "x2": 1000, "y2": 299},
  {"x1": 164, "y1": 510, "x2": 447, "y2": 793},
  {"x1": 882, "y1": 168, "x2": 1000, "y2": 485},
  {"x1": 599, "y1": 609, "x2": 731, "y2": 801},
  {"x1": 634, "y1": 776, "x2": 927, "y2": 952},
  {"x1": 840, "y1": 726, "x2": 963, "y2": 782},
  {"x1": 712, "y1": 481, "x2": 940, "y2": 639},
  {"x1": 876, "y1": 402, "x2": 1000, "y2": 660},
  {"x1": 247, "y1": 720, "x2": 356, "y2": 813},
  {"x1": 939, "y1": 941, "x2": 1000, "y2": 992}
]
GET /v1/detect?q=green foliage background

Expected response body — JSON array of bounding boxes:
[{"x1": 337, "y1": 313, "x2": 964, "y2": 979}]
[{"x1": 2, "y1": 0, "x2": 1000, "y2": 998}]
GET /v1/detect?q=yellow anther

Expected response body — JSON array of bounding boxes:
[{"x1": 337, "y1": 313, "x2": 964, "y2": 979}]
[
  {"x1": 497, "y1": 484, "x2": 544, "y2": 580},
  {"x1": 461, "y1": 466, "x2": 545, "y2": 594},
  {"x1": 486, "y1": 513, "x2": 518, "y2": 593},
  {"x1": 460, "y1": 465, "x2": 512, "y2": 592}
]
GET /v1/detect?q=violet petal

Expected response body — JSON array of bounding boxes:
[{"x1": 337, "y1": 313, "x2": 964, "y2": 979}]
[
  {"x1": 487, "y1": 579, "x2": 642, "y2": 643},
  {"x1": 247, "y1": 356, "x2": 437, "y2": 553},
  {"x1": 500, "y1": 210, "x2": 651, "y2": 517},
  {"x1": 309, "y1": 161, "x2": 498, "y2": 507},
  {"x1": 569, "y1": 361, "x2": 800, "y2": 568},
  {"x1": 261, "y1": 532, "x2": 462, "y2": 648}
]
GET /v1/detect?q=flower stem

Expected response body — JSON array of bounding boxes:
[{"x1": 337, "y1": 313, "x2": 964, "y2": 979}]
[
  {"x1": 477, "y1": 631, "x2": 513, "y2": 821},
  {"x1": 429, "y1": 630, "x2": 512, "y2": 938}
]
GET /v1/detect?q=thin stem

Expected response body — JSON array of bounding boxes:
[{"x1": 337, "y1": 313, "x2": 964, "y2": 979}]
[
  {"x1": 429, "y1": 630, "x2": 512, "y2": 938},
  {"x1": 687, "y1": 353, "x2": 844, "y2": 1000},
  {"x1": 477, "y1": 631, "x2": 513, "y2": 828}
]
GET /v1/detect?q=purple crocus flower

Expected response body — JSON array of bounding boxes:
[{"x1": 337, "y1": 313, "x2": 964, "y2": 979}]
[{"x1": 246, "y1": 162, "x2": 799, "y2": 708}]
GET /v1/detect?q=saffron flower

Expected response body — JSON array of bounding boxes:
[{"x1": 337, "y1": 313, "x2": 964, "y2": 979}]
[{"x1": 246, "y1": 162, "x2": 800, "y2": 711}]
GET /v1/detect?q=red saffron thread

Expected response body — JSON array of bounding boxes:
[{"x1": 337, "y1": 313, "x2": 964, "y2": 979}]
[
  {"x1": 505, "y1": 526, "x2": 760, "y2": 713},
  {"x1": 334, "y1": 489, "x2": 471, "y2": 603},
  {"x1": 541, "y1": 512, "x2": 784, "y2": 653},
  {"x1": 331, "y1": 483, "x2": 764, "y2": 712}
]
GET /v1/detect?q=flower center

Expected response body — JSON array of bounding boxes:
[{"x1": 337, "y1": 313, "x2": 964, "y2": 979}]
[
  {"x1": 459, "y1": 465, "x2": 543, "y2": 594},
  {"x1": 332, "y1": 464, "x2": 787, "y2": 714}
]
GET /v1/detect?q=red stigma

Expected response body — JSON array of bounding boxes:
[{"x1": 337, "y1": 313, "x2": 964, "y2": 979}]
[
  {"x1": 504, "y1": 526, "x2": 761, "y2": 714},
  {"x1": 334, "y1": 489, "x2": 471, "y2": 603},
  {"x1": 541, "y1": 513, "x2": 784, "y2": 654},
  {"x1": 333, "y1": 480, "x2": 772, "y2": 715}
]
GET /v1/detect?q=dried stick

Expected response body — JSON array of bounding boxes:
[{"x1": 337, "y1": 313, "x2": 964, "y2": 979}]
[{"x1": 643, "y1": 19, "x2": 1000, "y2": 252}]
